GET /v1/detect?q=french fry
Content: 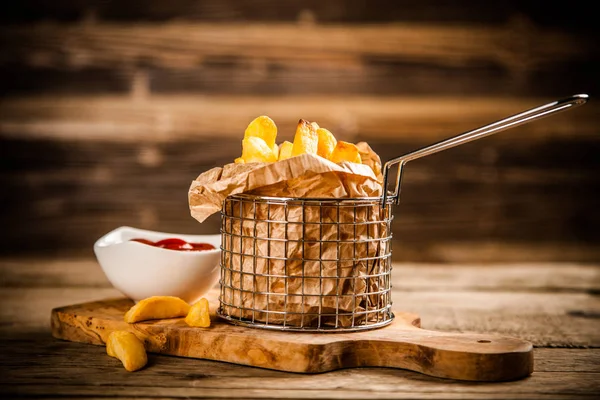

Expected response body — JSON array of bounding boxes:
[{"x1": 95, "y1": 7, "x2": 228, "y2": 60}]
[
  {"x1": 242, "y1": 136, "x2": 278, "y2": 163},
  {"x1": 329, "y1": 141, "x2": 362, "y2": 164},
  {"x1": 291, "y1": 119, "x2": 318, "y2": 157},
  {"x1": 310, "y1": 121, "x2": 320, "y2": 131},
  {"x1": 316, "y1": 128, "x2": 337, "y2": 160},
  {"x1": 185, "y1": 298, "x2": 211, "y2": 328},
  {"x1": 124, "y1": 296, "x2": 191, "y2": 323},
  {"x1": 278, "y1": 141, "x2": 293, "y2": 160},
  {"x1": 244, "y1": 115, "x2": 278, "y2": 148},
  {"x1": 106, "y1": 331, "x2": 148, "y2": 372},
  {"x1": 234, "y1": 157, "x2": 245, "y2": 164}
]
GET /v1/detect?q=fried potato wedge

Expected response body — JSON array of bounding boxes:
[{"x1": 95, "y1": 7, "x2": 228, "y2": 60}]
[
  {"x1": 291, "y1": 119, "x2": 318, "y2": 157},
  {"x1": 271, "y1": 142, "x2": 279, "y2": 160},
  {"x1": 106, "y1": 331, "x2": 147, "y2": 372},
  {"x1": 242, "y1": 136, "x2": 278, "y2": 163},
  {"x1": 124, "y1": 296, "x2": 191, "y2": 323},
  {"x1": 278, "y1": 141, "x2": 293, "y2": 160},
  {"x1": 329, "y1": 141, "x2": 362, "y2": 164},
  {"x1": 316, "y1": 128, "x2": 337, "y2": 160},
  {"x1": 244, "y1": 115, "x2": 278, "y2": 148},
  {"x1": 185, "y1": 297, "x2": 211, "y2": 328}
]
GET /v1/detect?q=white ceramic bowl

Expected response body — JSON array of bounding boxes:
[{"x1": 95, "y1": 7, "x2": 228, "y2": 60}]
[{"x1": 93, "y1": 226, "x2": 221, "y2": 303}]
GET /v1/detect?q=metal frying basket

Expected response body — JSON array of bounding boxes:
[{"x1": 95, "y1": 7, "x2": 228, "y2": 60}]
[
  {"x1": 217, "y1": 94, "x2": 589, "y2": 332},
  {"x1": 219, "y1": 195, "x2": 394, "y2": 331}
]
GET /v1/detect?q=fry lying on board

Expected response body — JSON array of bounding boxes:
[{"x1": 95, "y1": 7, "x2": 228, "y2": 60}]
[
  {"x1": 124, "y1": 295, "x2": 191, "y2": 323},
  {"x1": 236, "y1": 116, "x2": 363, "y2": 165},
  {"x1": 185, "y1": 297, "x2": 211, "y2": 328},
  {"x1": 106, "y1": 331, "x2": 148, "y2": 372},
  {"x1": 123, "y1": 295, "x2": 211, "y2": 327},
  {"x1": 111, "y1": 297, "x2": 211, "y2": 371}
]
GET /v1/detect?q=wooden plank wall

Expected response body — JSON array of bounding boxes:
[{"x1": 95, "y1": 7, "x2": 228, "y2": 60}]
[{"x1": 1, "y1": 1, "x2": 599, "y2": 262}]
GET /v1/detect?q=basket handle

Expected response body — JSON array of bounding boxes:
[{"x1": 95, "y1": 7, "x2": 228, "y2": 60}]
[{"x1": 381, "y1": 94, "x2": 589, "y2": 205}]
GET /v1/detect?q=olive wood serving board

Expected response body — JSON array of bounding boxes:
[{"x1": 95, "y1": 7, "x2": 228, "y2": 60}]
[{"x1": 51, "y1": 293, "x2": 533, "y2": 382}]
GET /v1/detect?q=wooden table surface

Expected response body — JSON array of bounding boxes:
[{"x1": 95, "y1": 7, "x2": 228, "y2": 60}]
[{"x1": 0, "y1": 258, "x2": 598, "y2": 399}]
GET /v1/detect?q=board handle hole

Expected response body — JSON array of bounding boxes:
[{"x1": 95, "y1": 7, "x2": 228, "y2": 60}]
[{"x1": 477, "y1": 339, "x2": 491, "y2": 343}]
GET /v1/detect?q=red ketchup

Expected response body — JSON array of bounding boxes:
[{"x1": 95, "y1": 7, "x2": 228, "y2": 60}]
[{"x1": 130, "y1": 237, "x2": 215, "y2": 251}]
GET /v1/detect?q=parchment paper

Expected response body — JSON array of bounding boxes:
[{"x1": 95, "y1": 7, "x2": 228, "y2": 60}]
[{"x1": 189, "y1": 142, "x2": 383, "y2": 223}]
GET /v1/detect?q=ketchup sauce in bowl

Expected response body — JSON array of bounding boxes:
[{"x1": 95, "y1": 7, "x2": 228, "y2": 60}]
[
  {"x1": 94, "y1": 226, "x2": 221, "y2": 303},
  {"x1": 130, "y1": 237, "x2": 216, "y2": 251}
]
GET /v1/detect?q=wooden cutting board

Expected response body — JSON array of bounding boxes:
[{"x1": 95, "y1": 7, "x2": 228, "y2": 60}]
[{"x1": 51, "y1": 292, "x2": 533, "y2": 382}]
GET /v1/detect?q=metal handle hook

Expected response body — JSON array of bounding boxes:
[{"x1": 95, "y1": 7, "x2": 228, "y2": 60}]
[{"x1": 381, "y1": 94, "x2": 589, "y2": 206}]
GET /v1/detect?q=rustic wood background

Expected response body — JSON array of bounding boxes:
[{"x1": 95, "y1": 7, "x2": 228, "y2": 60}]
[{"x1": 0, "y1": 1, "x2": 598, "y2": 262}]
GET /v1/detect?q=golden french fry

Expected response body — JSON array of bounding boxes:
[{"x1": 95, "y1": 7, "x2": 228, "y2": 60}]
[
  {"x1": 244, "y1": 115, "x2": 278, "y2": 148},
  {"x1": 316, "y1": 128, "x2": 337, "y2": 160},
  {"x1": 291, "y1": 119, "x2": 318, "y2": 157},
  {"x1": 124, "y1": 296, "x2": 191, "y2": 323},
  {"x1": 271, "y1": 142, "x2": 279, "y2": 160},
  {"x1": 310, "y1": 121, "x2": 320, "y2": 131},
  {"x1": 106, "y1": 331, "x2": 148, "y2": 372},
  {"x1": 329, "y1": 141, "x2": 362, "y2": 164},
  {"x1": 242, "y1": 136, "x2": 278, "y2": 163},
  {"x1": 185, "y1": 298, "x2": 211, "y2": 328},
  {"x1": 278, "y1": 141, "x2": 293, "y2": 160},
  {"x1": 234, "y1": 157, "x2": 245, "y2": 164}
]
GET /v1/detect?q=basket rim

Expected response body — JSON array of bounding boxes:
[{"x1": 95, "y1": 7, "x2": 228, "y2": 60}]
[{"x1": 226, "y1": 193, "x2": 396, "y2": 203}]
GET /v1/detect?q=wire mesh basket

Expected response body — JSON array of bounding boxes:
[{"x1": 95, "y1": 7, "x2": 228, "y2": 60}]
[
  {"x1": 218, "y1": 194, "x2": 395, "y2": 332},
  {"x1": 216, "y1": 94, "x2": 587, "y2": 333}
]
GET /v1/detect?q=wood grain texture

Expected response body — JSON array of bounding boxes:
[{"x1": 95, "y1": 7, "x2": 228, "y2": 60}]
[
  {"x1": 1, "y1": 259, "x2": 599, "y2": 398},
  {"x1": 2, "y1": 260, "x2": 598, "y2": 348},
  {"x1": 0, "y1": 336, "x2": 598, "y2": 398},
  {"x1": 51, "y1": 294, "x2": 534, "y2": 381},
  {"x1": 1, "y1": 20, "x2": 597, "y2": 97},
  {"x1": 0, "y1": 0, "x2": 595, "y2": 26},
  {"x1": 5, "y1": 61, "x2": 597, "y2": 98},
  {"x1": 1, "y1": 21, "x2": 594, "y2": 70},
  {"x1": 1, "y1": 3, "x2": 597, "y2": 99},
  {"x1": 3, "y1": 258, "x2": 598, "y2": 292},
  {"x1": 7, "y1": 285, "x2": 598, "y2": 348},
  {"x1": 2, "y1": 95, "x2": 596, "y2": 141},
  {"x1": 3, "y1": 373, "x2": 600, "y2": 399}
]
